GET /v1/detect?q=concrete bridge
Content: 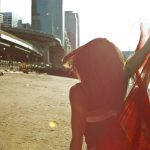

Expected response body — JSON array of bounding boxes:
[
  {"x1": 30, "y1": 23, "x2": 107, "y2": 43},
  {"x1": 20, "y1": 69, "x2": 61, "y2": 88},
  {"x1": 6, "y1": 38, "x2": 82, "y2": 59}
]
[
  {"x1": 2, "y1": 27, "x2": 65, "y2": 67},
  {"x1": 0, "y1": 29, "x2": 43, "y2": 63}
]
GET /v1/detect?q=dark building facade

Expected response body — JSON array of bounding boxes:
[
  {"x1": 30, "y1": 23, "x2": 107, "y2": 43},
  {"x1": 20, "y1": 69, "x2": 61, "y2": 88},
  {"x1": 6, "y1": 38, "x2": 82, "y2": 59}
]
[
  {"x1": 1, "y1": 12, "x2": 21, "y2": 28},
  {"x1": 65, "y1": 11, "x2": 80, "y2": 51},
  {"x1": 0, "y1": 0, "x2": 3, "y2": 29},
  {"x1": 31, "y1": 0, "x2": 64, "y2": 45}
]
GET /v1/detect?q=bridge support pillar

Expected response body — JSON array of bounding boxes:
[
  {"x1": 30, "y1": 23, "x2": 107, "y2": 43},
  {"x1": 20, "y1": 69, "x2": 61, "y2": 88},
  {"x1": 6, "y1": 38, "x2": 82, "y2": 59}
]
[{"x1": 41, "y1": 43, "x2": 50, "y2": 64}]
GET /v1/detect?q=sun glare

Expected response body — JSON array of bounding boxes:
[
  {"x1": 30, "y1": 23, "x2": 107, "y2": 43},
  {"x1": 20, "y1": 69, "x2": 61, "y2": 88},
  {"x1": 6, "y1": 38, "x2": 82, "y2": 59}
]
[
  {"x1": 49, "y1": 121, "x2": 57, "y2": 129},
  {"x1": 1, "y1": 0, "x2": 150, "y2": 49}
]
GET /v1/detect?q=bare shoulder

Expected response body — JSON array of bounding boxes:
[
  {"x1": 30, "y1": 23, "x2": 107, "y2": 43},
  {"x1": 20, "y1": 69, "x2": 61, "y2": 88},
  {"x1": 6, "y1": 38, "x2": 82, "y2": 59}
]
[
  {"x1": 69, "y1": 83, "x2": 88, "y2": 114},
  {"x1": 69, "y1": 83, "x2": 86, "y2": 102}
]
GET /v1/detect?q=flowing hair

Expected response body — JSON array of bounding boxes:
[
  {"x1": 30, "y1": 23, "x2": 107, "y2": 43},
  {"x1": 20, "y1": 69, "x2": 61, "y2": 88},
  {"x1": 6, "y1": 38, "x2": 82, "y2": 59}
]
[{"x1": 64, "y1": 38, "x2": 128, "y2": 112}]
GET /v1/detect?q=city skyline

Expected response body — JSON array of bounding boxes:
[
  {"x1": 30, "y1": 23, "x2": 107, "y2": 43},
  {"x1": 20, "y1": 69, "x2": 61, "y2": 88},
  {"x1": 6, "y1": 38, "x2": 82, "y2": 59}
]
[{"x1": 1, "y1": 0, "x2": 150, "y2": 51}]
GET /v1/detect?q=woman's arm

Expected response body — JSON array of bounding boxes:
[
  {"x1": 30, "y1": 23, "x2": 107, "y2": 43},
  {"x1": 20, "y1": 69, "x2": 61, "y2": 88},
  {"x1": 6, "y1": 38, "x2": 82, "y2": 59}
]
[
  {"x1": 124, "y1": 37, "x2": 150, "y2": 78},
  {"x1": 69, "y1": 85, "x2": 88, "y2": 150}
]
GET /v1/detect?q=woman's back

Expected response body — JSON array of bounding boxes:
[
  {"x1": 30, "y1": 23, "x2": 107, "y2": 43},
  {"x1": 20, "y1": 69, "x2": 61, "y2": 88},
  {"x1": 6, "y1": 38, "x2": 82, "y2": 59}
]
[
  {"x1": 69, "y1": 38, "x2": 128, "y2": 113},
  {"x1": 70, "y1": 82, "x2": 120, "y2": 149}
]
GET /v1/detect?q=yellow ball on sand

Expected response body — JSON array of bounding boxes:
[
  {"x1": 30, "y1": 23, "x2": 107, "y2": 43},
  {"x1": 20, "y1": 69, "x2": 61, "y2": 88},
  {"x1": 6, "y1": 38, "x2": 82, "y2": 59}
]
[{"x1": 49, "y1": 121, "x2": 57, "y2": 129}]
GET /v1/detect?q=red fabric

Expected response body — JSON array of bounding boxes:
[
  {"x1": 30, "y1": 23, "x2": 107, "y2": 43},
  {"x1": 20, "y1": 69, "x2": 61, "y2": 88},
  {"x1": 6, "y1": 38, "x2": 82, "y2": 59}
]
[
  {"x1": 120, "y1": 57, "x2": 150, "y2": 150},
  {"x1": 96, "y1": 25, "x2": 150, "y2": 150},
  {"x1": 95, "y1": 57, "x2": 150, "y2": 150}
]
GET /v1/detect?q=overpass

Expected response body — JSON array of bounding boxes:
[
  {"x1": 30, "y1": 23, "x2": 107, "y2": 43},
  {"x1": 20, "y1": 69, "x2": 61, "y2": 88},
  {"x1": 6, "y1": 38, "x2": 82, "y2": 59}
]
[
  {"x1": 2, "y1": 27, "x2": 65, "y2": 67},
  {"x1": 0, "y1": 29, "x2": 43, "y2": 62}
]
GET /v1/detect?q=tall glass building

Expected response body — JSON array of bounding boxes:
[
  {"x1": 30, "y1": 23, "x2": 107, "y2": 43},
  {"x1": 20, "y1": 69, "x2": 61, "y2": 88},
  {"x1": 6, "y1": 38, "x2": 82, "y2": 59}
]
[
  {"x1": 1, "y1": 12, "x2": 21, "y2": 28},
  {"x1": 65, "y1": 11, "x2": 80, "y2": 50},
  {"x1": 0, "y1": 0, "x2": 3, "y2": 28},
  {"x1": 32, "y1": 0, "x2": 64, "y2": 45}
]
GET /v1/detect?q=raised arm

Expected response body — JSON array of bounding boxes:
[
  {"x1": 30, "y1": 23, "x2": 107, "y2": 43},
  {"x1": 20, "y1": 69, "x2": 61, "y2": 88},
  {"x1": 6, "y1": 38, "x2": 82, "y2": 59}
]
[
  {"x1": 124, "y1": 36, "x2": 150, "y2": 78},
  {"x1": 69, "y1": 85, "x2": 88, "y2": 150}
]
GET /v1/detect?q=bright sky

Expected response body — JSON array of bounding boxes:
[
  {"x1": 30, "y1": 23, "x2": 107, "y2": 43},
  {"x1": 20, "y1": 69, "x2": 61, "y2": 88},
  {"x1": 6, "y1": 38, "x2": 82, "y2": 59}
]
[{"x1": 1, "y1": 0, "x2": 150, "y2": 51}]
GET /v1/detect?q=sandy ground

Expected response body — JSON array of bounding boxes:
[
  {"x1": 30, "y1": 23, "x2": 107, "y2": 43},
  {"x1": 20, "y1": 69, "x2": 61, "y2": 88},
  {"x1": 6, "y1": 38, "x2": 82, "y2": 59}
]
[
  {"x1": 0, "y1": 71, "x2": 81, "y2": 150},
  {"x1": 0, "y1": 71, "x2": 149, "y2": 150}
]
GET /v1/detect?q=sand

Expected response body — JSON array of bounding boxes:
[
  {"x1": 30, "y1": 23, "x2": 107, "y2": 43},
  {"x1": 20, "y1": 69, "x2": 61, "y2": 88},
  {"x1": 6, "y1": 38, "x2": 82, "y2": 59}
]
[
  {"x1": 0, "y1": 71, "x2": 149, "y2": 150},
  {"x1": 0, "y1": 72, "x2": 80, "y2": 150}
]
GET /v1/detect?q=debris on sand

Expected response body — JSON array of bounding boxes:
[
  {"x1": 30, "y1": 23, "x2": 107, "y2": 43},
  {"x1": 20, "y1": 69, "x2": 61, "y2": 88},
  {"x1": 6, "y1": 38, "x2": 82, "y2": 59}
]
[{"x1": 0, "y1": 72, "x2": 4, "y2": 76}]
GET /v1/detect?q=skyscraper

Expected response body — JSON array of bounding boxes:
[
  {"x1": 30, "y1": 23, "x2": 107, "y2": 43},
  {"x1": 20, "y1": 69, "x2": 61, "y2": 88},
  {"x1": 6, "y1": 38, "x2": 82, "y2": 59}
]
[
  {"x1": 65, "y1": 11, "x2": 80, "y2": 50},
  {"x1": 1, "y1": 12, "x2": 21, "y2": 28},
  {"x1": 32, "y1": 0, "x2": 64, "y2": 45},
  {"x1": 0, "y1": 0, "x2": 3, "y2": 29}
]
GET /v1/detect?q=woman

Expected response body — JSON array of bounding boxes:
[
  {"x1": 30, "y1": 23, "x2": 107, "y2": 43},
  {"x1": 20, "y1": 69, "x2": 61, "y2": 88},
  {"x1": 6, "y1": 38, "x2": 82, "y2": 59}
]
[{"x1": 63, "y1": 36, "x2": 150, "y2": 150}]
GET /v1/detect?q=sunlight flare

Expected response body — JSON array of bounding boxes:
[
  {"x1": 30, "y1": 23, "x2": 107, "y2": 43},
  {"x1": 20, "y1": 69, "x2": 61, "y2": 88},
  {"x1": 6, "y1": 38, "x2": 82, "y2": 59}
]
[{"x1": 49, "y1": 121, "x2": 57, "y2": 129}]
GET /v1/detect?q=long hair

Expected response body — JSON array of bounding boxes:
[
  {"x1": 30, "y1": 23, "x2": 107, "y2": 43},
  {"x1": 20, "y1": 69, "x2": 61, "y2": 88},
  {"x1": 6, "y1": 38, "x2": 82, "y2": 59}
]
[{"x1": 64, "y1": 38, "x2": 128, "y2": 112}]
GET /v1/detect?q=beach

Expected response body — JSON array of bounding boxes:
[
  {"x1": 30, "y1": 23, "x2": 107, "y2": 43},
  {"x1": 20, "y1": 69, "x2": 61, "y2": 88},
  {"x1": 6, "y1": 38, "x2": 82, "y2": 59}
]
[
  {"x1": 0, "y1": 72, "x2": 81, "y2": 150},
  {"x1": 0, "y1": 71, "x2": 149, "y2": 150}
]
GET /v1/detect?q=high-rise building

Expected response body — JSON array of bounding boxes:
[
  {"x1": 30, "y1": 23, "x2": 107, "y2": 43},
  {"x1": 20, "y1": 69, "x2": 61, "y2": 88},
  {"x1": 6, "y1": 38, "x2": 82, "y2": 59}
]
[
  {"x1": 1, "y1": 12, "x2": 22, "y2": 28},
  {"x1": 32, "y1": 0, "x2": 64, "y2": 45},
  {"x1": 0, "y1": 0, "x2": 3, "y2": 29},
  {"x1": 0, "y1": 14, "x2": 3, "y2": 28},
  {"x1": 65, "y1": 11, "x2": 80, "y2": 50}
]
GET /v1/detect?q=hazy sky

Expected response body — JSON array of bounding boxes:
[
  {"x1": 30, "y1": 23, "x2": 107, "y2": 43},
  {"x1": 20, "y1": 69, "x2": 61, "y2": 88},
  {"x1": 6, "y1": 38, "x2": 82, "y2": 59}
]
[{"x1": 1, "y1": 0, "x2": 150, "y2": 51}]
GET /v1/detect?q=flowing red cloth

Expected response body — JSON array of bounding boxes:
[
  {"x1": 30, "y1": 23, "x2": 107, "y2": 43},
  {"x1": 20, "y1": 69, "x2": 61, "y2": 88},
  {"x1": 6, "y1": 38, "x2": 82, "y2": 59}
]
[
  {"x1": 120, "y1": 57, "x2": 150, "y2": 150},
  {"x1": 95, "y1": 26, "x2": 150, "y2": 150},
  {"x1": 95, "y1": 57, "x2": 150, "y2": 150}
]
